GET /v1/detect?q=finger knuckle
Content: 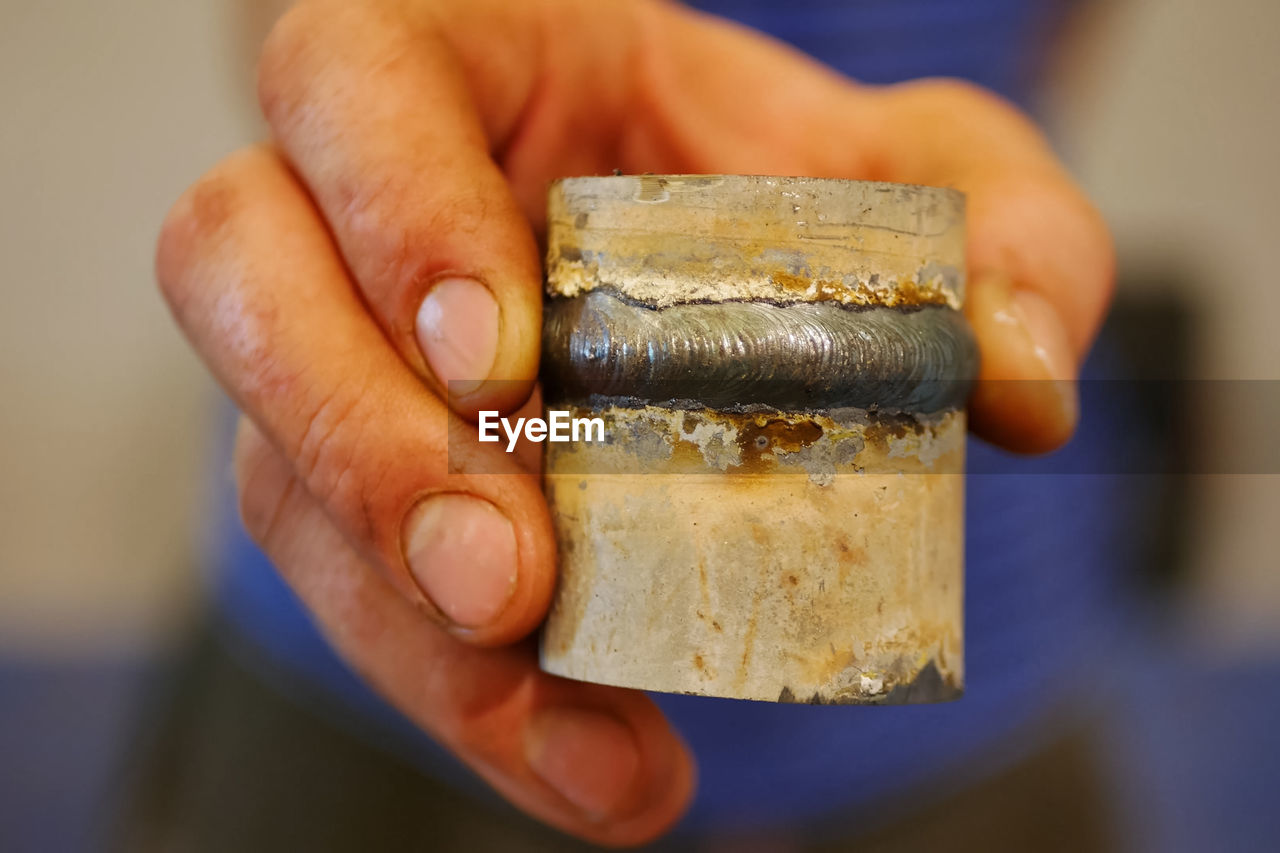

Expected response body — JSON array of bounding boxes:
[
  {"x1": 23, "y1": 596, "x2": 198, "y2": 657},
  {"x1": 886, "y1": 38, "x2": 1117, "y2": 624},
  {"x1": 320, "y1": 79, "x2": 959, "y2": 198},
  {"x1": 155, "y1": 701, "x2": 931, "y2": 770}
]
[
  {"x1": 155, "y1": 160, "x2": 249, "y2": 317},
  {"x1": 892, "y1": 77, "x2": 1043, "y2": 154},
  {"x1": 447, "y1": 678, "x2": 529, "y2": 754},
  {"x1": 1023, "y1": 174, "x2": 1114, "y2": 276},
  {"x1": 340, "y1": 177, "x2": 493, "y2": 303},
  {"x1": 291, "y1": 386, "x2": 384, "y2": 542},
  {"x1": 914, "y1": 77, "x2": 1011, "y2": 116},
  {"x1": 257, "y1": 0, "x2": 327, "y2": 127},
  {"x1": 233, "y1": 426, "x2": 294, "y2": 546},
  {"x1": 259, "y1": 0, "x2": 411, "y2": 128}
]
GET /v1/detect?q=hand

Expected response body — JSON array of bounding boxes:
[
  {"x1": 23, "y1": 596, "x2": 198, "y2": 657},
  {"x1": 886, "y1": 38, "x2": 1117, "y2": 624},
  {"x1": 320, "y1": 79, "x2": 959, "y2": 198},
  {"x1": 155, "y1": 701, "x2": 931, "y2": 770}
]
[{"x1": 156, "y1": 0, "x2": 1112, "y2": 843}]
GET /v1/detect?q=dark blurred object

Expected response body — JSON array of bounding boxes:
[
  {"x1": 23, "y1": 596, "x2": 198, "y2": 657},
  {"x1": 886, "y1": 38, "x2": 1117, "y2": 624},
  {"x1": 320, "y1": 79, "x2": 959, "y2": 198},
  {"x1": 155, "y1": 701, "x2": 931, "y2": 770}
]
[
  {"x1": 1097, "y1": 270, "x2": 1198, "y2": 591},
  {"x1": 110, "y1": 622, "x2": 1118, "y2": 853},
  {"x1": 0, "y1": 656, "x2": 151, "y2": 852}
]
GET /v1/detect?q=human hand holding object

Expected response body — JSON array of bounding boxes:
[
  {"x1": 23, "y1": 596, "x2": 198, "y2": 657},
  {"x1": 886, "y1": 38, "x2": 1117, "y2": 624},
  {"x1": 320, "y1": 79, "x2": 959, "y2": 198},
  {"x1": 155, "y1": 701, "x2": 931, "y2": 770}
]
[{"x1": 156, "y1": 0, "x2": 1112, "y2": 843}]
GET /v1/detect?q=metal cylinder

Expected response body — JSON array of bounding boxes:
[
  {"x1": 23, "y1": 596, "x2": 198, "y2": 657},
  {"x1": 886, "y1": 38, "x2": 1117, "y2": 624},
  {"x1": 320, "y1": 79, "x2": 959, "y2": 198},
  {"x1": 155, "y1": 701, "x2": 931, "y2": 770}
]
[{"x1": 538, "y1": 175, "x2": 974, "y2": 704}]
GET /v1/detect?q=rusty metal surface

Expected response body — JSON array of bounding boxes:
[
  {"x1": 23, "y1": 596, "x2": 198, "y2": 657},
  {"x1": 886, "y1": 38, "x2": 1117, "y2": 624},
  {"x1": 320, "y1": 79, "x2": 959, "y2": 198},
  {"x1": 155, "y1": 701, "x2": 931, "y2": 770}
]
[
  {"x1": 546, "y1": 175, "x2": 966, "y2": 309},
  {"x1": 538, "y1": 175, "x2": 971, "y2": 704}
]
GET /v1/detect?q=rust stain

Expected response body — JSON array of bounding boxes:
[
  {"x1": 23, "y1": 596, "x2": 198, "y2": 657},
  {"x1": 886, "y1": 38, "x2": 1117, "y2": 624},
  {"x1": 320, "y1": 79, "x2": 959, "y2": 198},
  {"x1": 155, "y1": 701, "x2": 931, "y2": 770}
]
[
  {"x1": 734, "y1": 417, "x2": 824, "y2": 471},
  {"x1": 860, "y1": 412, "x2": 918, "y2": 444},
  {"x1": 834, "y1": 536, "x2": 867, "y2": 589},
  {"x1": 547, "y1": 235, "x2": 955, "y2": 309},
  {"x1": 735, "y1": 584, "x2": 765, "y2": 691},
  {"x1": 696, "y1": 558, "x2": 712, "y2": 626},
  {"x1": 768, "y1": 270, "x2": 949, "y2": 307},
  {"x1": 891, "y1": 276, "x2": 951, "y2": 307},
  {"x1": 553, "y1": 404, "x2": 957, "y2": 478}
]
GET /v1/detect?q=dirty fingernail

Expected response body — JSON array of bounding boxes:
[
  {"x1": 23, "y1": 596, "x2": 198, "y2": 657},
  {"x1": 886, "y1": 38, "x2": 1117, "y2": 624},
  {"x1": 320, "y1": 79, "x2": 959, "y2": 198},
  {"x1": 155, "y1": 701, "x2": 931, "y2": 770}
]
[
  {"x1": 526, "y1": 706, "x2": 642, "y2": 822},
  {"x1": 416, "y1": 277, "x2": 499, "y2": 396},
  {"x1": 402, "y1": 493, "x2": 516, "y2": 628}
]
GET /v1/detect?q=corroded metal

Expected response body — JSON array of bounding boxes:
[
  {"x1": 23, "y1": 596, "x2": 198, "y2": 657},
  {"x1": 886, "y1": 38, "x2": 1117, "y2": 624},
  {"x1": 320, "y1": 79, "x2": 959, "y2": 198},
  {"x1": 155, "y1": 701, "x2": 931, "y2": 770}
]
[
  {"x1": 538, "y1": 175, "x2": 972, "y2": 704},
  {"x1": 545, "y1": 175, "x2": 965, "y2": 309}
]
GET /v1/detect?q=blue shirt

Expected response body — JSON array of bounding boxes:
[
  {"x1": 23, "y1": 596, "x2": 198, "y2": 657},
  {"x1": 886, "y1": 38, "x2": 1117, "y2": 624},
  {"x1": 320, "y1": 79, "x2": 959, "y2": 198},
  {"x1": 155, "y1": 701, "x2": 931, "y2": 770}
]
[{"x1": 212, "y1": 0, "x2": 1140, "y2": 832}]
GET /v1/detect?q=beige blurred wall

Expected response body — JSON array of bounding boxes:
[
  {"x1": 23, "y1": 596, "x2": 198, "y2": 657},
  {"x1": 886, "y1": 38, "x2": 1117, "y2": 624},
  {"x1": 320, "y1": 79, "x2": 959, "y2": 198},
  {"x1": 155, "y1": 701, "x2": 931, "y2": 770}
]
[
  {"x1": 0, "y1": 1, "x2": 256, "y2": 652},
  {"x1": 0, "y1": 0, "x2": 1275, "y2": 655},
  {"x1": 1050, "y1": 0, "x2": 1280, "y2": 647}
]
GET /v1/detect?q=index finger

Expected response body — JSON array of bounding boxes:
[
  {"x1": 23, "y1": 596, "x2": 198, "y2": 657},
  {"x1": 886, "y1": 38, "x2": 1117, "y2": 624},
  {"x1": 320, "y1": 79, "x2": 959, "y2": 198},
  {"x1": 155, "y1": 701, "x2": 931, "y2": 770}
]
[
  {"x1": 257, "y1": 0, "x2": 627, "y2": 417},
  {"x1": 253, "y1": 0, "x2": 864, "y2": 415}
]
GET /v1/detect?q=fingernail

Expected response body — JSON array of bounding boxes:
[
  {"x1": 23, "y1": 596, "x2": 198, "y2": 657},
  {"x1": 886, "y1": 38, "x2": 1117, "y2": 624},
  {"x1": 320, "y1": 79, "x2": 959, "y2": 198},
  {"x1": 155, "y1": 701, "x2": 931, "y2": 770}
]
[
  {"x1": 981, "y1": 278, "x2": 1079, "y2": 426},
  {"x1": 416, "y1": 277, "x2": 499, "y2": 396},
  {"x1": 402, "y1": 493, "x2": 516, "y2": 628},
  {"x1": 1007, "y1": 289, "x2": 1075, "y2": 383},
  {"x1": 967, "y1": 275, "x2": 1083, "y2": 452},
  {"x1": 1008, "y1": 288, "x2": 1078, "y2": 426},
  {"x1": 526, "y1": 707, "x2": 642, "y2": 822}
]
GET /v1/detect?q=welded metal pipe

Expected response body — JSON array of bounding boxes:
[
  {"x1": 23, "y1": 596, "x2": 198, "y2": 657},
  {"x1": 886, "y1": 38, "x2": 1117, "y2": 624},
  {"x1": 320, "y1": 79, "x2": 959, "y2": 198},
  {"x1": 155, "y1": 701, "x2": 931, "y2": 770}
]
[{"x1": 539, "y1": 175, "x2": 973, "y2": 704}]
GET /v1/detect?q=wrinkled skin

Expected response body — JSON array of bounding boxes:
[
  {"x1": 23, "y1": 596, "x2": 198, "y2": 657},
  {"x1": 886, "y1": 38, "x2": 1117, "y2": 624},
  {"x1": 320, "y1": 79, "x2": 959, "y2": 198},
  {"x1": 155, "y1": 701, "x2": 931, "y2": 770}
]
[{"x1": 156, "y1": 0, "x2": 1112, "y2": 845}]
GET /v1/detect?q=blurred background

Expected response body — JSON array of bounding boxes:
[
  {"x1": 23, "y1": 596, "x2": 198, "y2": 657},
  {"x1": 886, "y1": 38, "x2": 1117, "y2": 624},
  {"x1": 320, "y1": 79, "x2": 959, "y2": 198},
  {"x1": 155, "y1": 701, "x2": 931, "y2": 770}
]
[{"x1": 1, "y1": 0, "x2": 1276, "y2": 850}]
